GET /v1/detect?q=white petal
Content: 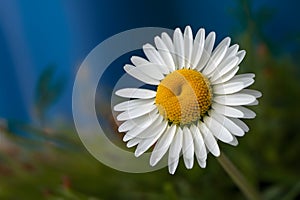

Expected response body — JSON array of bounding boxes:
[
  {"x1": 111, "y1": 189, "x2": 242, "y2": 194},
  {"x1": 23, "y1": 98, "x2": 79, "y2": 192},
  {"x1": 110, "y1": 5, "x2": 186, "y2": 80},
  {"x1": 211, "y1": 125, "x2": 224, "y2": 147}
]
[
  {"x1": 124, "y1": 64, "x2": 160, "y2": 85},
  {"x1": 229, "y1": 77, "x2": 254, "y2": 89},
  {"x1": 228, "y1": 136, "x2": 239, "y2": 146},
  {"x1": 236, "y1": 50, "x2": 246, "y2": 65},
  {"x1": 118, "y1": 120, "x2": 136, "y2": 133},
  {"x1": 213, "y1": 94, "x2": 256, "y2": 106},
  {"x1": 173, "y1": 28, "x2": 185, "y2": 69},
  {"x1": 118, "y1": 109, "x2": 158, "y2": 133},
  {"x1": 143, "y1": 43, "x2": 165, "y2": 66},
  {"x1": 234, "y1": 106, "x2": 256, "y2": 119},
  {"x1": 183, "y1": 26, "x2": 193, "y2": 68},
  {"x1": 197, "y1": 160, "x2": 206, "y2": 168},
  {"x1": 240, "y1": 89, "x2": 262, "y2": 98},
  {"x1": 246, "y1": 99, "x2": 259, "y2": 106},
  {"x1": 198, "y1": 122, "x2": 220, "y2": 157},
  {"x1": 212, "y1": 103, "x2": 244, "y2": 118},
  {"x1": 232, "y1": 73, "x2": 255, "y2": 79},
  {"x1": 127, "y1": 138, "x2": 140, "y2": 148},
  {"x1": 115, "y1": 88, "x2": 156, "y2": 99},
  {"x1": 229, "y1": 117, "x2": 249, "y2": 132},
  {"x1": 135, "y1": 63, "x2": 166, "y2": 79},
  {"x1": 244, "y1": 79, "x2": 254, "y2": 88},
  {"x1": 182, "y1": 126, "x2": 194, "y2": 169},
  {"x1": 224, "y1": 76, "x2": 254, "y2": 89},
  {"x1": 117, "y1": 104, "x2": 157, "y2": 121},
  {"x1": 131, "y1": 56, "x2": 149, "y2": 66},
  {"x1": 150, "y1": 125, "x2": 177, "y2": 166},
  {"x1": 210, "y1": 56, "x2": 239, "y2": 83},
  {"x1": 137, "y1": 63, "x2": 169, "y2": 75},
  {"x1": 134, "y1": 115, "x2": 163, "y2": 138},
  {"x1": 114, "y1": 98, "x2": 154, "y2": 111},
  {"x1": 154, "y1": 36, "x2": 175, "y2": 71},
  {"x1": 123, "y1": 113, "x2": 160, "y2": 141},
  {"x1": 135, "y1": 121, "x2": 168, "y2": 157},
  {"x1": 203, "y1": 37, "x2": 231, "y2": 76},
  {"x1": 204, "y1": 116, "x2": 234, "y2": 143},
  {"x1": 191, "y1": 28, "x2": 205, "y2": 69},
  {"x1": 225, "y1": 44, "x2": 239, "y2": 58},
  {"x1": 190, "y1": 124, "x2": 207, "y2": 161},
  {"x1": 213, "y1": 66, "x2": 239, "y2": 84},
  {"x1": 196, "y1": 31, "x2": 215, "y2": 71},
  {"x1": 168, "y1": 127, "x2": 183, "y2": 174},
  {"x1": 123, "y1": 125, "x2": 148, "y2": 142},
  {"x1": 213, "y1": 81, "x2": 245, "y2": 95},
  {"x1": 209, "y1": 110, "x2": 245, "y2": 137},
  {"x1": 161, "y1": 32, "x2": 176, "y2": 66},
  {"x1": 161, "y1": 32, "x2": 174, "y2": 50}
]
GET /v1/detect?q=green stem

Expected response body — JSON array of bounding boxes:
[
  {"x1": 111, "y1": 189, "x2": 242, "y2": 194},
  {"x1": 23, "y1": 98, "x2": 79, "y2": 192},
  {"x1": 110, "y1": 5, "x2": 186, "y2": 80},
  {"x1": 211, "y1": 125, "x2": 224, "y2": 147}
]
[{"x1": 217, "y1": 152, "x2": 261, "y2": 200}]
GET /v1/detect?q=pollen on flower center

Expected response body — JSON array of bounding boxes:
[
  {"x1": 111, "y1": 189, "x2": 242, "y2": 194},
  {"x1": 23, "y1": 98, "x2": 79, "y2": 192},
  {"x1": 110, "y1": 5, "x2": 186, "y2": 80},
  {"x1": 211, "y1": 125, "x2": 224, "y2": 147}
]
[{"x1": 155, "y1": 69, "x2": 212, "y2": 125}]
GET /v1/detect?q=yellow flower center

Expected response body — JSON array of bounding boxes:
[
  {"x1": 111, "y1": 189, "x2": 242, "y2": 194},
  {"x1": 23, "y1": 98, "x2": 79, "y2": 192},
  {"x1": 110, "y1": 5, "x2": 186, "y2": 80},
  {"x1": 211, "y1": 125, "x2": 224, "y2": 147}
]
[{"x1": 155, "y1": 69, "x2": 212, "y2": 126}]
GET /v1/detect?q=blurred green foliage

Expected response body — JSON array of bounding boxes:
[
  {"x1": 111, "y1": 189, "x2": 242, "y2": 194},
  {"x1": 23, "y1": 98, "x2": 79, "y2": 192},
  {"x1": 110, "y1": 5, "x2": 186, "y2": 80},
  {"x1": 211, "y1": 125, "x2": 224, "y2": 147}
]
[{"x1": 1, "y1": 0, "x2": 300, "y2": 199}]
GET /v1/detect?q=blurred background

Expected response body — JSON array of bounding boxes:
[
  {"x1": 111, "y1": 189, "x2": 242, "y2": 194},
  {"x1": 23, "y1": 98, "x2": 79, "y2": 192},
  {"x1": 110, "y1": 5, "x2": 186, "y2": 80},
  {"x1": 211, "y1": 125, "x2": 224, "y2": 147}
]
[{"x1": 1, "y1": 0, "x2": 300, "y2": 199}]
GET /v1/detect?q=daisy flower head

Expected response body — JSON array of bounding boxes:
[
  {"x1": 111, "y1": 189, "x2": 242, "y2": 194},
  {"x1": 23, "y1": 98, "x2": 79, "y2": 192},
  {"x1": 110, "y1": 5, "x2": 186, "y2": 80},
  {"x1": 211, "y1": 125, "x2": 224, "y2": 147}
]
[{"x1": 114, "y1": 26, "x2": 261, "y2": 174}]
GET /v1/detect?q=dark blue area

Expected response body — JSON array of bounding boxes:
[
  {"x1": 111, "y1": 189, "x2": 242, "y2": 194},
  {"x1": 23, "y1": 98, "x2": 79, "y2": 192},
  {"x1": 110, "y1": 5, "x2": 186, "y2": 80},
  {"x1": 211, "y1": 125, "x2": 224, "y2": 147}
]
[{"x1": 0, "y1": 26, "x2": 29, "y2": 120}]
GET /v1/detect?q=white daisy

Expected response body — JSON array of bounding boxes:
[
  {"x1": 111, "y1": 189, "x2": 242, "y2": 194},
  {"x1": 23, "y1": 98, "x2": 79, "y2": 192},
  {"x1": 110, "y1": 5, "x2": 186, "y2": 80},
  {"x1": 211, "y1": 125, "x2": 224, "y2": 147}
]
[{"x1": 114, "y1": 26, "x2": 261, "y2": 174}]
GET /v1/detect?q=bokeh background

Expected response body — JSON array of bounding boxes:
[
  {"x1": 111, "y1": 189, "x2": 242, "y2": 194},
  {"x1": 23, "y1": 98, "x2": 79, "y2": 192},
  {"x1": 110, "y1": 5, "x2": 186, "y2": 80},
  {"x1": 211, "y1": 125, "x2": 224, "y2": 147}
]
[{"x1": 1, "y1": 0, "x2": 300, "y2": 199}]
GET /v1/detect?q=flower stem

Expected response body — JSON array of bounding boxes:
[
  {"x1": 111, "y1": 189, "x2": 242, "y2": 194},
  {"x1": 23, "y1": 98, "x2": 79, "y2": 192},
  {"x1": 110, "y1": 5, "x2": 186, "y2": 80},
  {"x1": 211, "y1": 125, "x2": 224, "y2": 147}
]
[{"x1": 217, "y1": 152, "x2": 261, "y2": 200}]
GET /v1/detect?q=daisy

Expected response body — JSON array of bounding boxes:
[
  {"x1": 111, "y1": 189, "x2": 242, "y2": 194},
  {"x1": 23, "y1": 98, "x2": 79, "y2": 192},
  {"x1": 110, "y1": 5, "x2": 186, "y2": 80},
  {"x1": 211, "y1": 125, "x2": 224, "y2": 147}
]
[{"x1": 114, "y1": 26, "x2": 261, "y2": 174}]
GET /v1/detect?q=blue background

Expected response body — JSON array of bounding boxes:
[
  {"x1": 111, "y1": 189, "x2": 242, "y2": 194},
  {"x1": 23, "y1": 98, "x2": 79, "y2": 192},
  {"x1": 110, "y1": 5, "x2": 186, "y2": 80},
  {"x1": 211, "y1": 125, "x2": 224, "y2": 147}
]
[{"x1": 0, "y1": 0, "x2": 299, "y2": 122}]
